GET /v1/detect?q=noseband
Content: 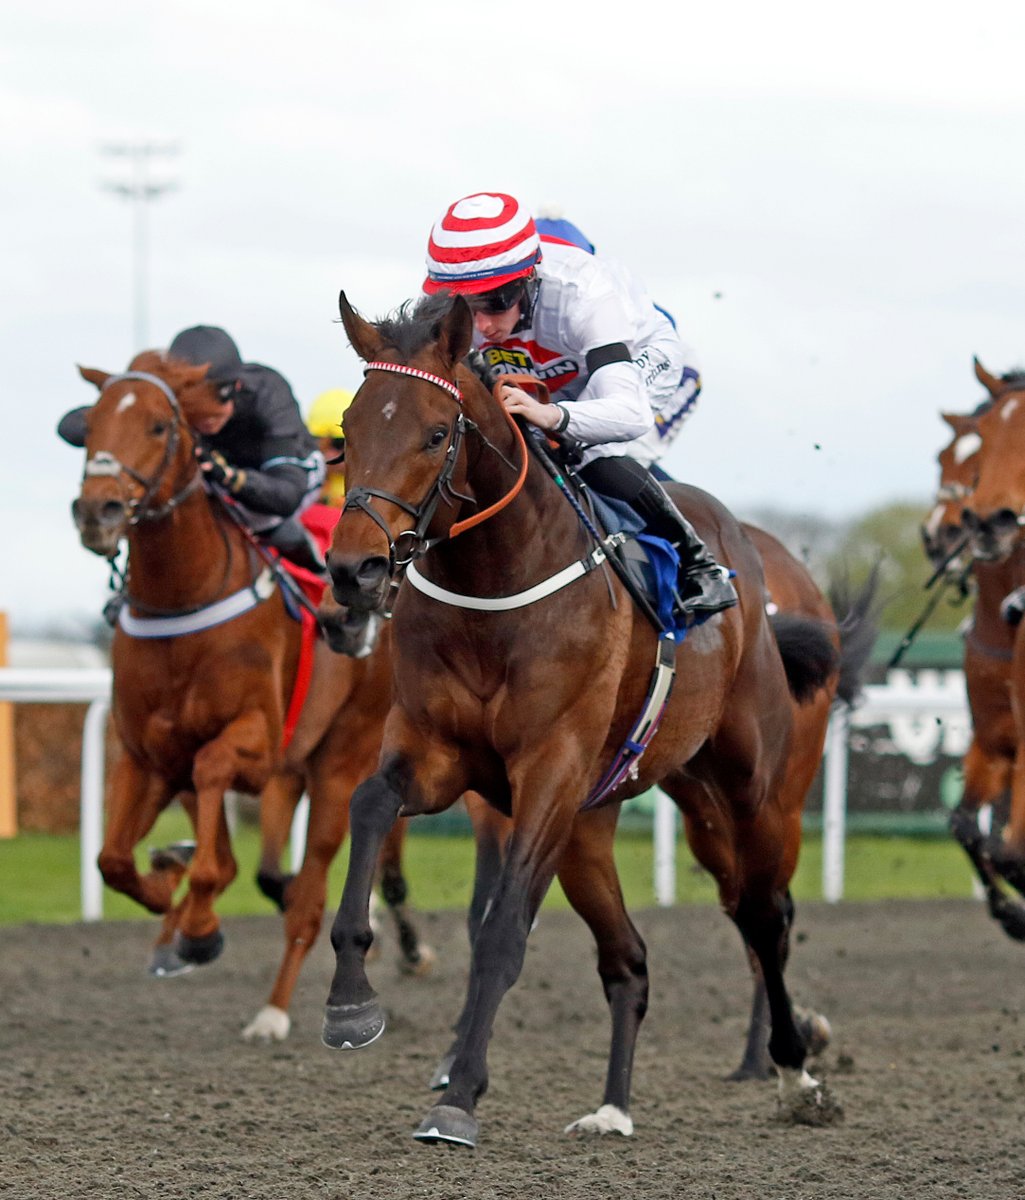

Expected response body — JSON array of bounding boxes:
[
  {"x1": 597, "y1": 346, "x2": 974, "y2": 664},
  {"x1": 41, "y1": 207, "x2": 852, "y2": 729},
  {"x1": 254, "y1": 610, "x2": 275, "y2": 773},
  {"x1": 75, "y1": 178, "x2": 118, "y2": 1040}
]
[
  {"x1": 84, "y1": 370, "x2": 202, "y2": 524},
  {"x1": 341, "y1": 362, "x2": 526, "y2": 575}
]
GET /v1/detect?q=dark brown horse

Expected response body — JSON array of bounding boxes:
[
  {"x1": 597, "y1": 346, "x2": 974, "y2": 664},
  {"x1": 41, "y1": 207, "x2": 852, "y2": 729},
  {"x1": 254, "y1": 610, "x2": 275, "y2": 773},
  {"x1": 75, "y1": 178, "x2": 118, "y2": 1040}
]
[
  {"x1": 958, "y1": 361, "x2": 1025, "y2": 929},
  {"x1": 318, "y1": 292, "x2": 843, "y2": 1146},
  {"x1": 70, "y1": 352, "x2": 430, "y2": 1034}
]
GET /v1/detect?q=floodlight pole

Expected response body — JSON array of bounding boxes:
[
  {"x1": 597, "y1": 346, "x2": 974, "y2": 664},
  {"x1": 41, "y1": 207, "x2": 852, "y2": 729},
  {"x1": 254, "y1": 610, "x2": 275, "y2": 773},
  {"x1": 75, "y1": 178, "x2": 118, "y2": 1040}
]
[{"x1": 101, "y1": 142, "x2": 180, "y2": 349}]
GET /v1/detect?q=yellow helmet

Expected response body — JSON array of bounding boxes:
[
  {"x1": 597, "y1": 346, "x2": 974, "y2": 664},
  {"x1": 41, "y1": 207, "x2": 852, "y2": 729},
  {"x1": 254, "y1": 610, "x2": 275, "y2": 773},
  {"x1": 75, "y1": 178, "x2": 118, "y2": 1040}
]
[{"x1": 306, "y1": 388, "x2": 355, "y2": 438}]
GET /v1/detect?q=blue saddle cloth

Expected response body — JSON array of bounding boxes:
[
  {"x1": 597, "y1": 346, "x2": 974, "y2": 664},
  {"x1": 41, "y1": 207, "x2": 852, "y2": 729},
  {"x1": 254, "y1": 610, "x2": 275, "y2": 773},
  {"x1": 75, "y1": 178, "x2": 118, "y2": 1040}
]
[{"x1": 588, "y1": 491, "x2": 687, "y2": 639}]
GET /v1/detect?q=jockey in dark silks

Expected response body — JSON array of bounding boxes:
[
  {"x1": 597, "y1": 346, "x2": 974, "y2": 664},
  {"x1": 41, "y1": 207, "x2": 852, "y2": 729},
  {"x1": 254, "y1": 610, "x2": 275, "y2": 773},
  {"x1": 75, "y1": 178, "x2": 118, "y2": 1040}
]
[{"x1": 58, "y1": 326, "x2": 327, "y2": 576}]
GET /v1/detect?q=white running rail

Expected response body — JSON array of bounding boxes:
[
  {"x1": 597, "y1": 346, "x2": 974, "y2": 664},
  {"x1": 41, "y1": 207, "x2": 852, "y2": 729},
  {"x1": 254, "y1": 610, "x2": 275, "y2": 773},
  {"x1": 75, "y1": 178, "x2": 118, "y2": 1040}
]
[{"x1": 0, "y1": 668, "x2": 972, "y2": 917}]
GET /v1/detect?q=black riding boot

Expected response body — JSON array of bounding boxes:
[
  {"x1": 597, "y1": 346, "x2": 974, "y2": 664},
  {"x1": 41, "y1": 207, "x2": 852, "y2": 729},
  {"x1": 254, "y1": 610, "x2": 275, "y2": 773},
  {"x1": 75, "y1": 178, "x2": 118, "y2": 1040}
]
[
  {"x1": 581, "y1": 455, "x2": 738, "y2": 624},
  {"x1": 632, "y1": 474, "x2": 738, "y2": 620},
  {"x1": 264, "y1": 517, "x2": 327, "y2": 576}
]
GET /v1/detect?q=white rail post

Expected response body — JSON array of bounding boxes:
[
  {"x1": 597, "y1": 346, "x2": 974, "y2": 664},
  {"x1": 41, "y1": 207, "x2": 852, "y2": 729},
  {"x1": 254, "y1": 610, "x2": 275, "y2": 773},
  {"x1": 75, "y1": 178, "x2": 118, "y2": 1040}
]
[
  {"x1": 80, "y1": 698, "x2": 109, "y2": 921},
  {"x1": 654, "y1": 788, "x2": 676, "y2": 906},
  {"x1": 822, "y1": 706, "x2": 850, "y2": 903}
]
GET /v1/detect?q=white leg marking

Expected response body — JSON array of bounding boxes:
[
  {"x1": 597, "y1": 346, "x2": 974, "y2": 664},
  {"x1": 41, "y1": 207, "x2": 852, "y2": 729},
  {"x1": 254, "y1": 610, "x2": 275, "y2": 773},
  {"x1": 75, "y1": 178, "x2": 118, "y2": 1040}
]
[
  {"x1": 241, "y1": 1004, "x2": 291, "y2": 1043},
  {"x1": 777, "y1": 1066, "x2": 820, "y2": 1103},
  {"x1": 565, "y1": 1104, "x2": 634, "y2": 1136}
]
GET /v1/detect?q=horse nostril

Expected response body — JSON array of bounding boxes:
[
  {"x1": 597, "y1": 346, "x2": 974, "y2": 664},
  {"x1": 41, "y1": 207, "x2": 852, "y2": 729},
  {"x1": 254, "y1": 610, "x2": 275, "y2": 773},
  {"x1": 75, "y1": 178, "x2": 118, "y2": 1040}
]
[
  {"x1": 355, "y1": 556, "x2": 389, "y2": 591},
  {"x1": 961, "y1": 509, "x2": 979, "y2": 531},
  {"x1": 100, "y1": 500, "x2": 125, "y2": 524}
]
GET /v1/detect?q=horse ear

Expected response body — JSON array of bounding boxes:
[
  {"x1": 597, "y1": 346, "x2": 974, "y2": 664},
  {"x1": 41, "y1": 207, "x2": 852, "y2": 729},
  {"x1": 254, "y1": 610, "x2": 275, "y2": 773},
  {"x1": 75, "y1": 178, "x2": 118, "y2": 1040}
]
[
  {"x1": 339, "y1": 291, "x2": 383, "y2": 361},
  {"x1": 941, "y1": 411, "x2": 974, "y2": 434},
  {"x1": 974, "y1": 356, "x2": 1002, "y2": 395},
  {"x1": 181, "y1": 362, "x2": 213, "y2": 387},
  {"x1": 436, "y1": 296, "x2": 473, "y2": 369},
  {"x1": 77, "y1": 365, "x2": 110, "y2": 391}
]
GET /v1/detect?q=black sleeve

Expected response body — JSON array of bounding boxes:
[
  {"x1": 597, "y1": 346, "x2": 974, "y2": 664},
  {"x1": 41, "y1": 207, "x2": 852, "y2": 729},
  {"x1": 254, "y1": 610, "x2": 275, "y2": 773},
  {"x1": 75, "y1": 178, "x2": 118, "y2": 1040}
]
[
  {"x1": 232, "y1": 461, "x2": 309, "y2": 516},
  {"x1": 57, "y1": 406, "x2": 91, "y2": 448}
]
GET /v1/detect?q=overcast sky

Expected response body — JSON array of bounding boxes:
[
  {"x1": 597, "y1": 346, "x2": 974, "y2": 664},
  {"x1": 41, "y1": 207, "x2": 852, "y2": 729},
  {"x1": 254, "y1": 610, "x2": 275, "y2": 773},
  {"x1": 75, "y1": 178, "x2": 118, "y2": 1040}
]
[{"x1": 3, "y1": 0, "x2": 1025, "y2": 629}]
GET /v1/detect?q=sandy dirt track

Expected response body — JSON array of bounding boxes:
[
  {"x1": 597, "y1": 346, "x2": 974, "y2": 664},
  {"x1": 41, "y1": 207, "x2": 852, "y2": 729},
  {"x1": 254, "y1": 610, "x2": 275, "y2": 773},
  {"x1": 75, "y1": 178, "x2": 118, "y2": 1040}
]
[{"x1": 2, "y1": 898, "x2": 1024, "y2": 1199}]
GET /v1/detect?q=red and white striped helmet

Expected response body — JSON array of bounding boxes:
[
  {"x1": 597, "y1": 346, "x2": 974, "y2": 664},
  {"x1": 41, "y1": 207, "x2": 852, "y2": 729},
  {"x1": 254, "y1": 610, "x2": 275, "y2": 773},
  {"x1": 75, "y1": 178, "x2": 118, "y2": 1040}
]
[{"x1": 423, "y1": 192, "x2": 542, "y2": 295}]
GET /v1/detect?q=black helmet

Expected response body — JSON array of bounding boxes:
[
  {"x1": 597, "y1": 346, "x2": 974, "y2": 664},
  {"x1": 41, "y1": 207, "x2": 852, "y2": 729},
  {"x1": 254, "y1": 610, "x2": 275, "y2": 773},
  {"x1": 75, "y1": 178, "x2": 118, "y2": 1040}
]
[{"x1": 168, "y1": 325, "x2": 243, "y2": 384}]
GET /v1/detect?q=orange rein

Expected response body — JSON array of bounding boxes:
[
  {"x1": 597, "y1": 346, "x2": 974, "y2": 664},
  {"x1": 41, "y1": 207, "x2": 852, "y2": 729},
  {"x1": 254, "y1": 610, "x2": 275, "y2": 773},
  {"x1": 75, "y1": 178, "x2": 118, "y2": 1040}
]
[{"x1": 447, "y1": 372, "x2": 540, "y2": 539}]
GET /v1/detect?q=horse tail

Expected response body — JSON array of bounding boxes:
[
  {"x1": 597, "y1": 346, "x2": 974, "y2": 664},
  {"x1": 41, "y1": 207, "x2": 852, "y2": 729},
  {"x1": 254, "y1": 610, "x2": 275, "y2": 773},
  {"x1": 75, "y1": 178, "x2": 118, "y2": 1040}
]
[
  {"x1": 770, "y1": 613, "x2": 841, "y2": 704},
  {"x1": 827, "y1": 563, "x2": 882, "y2": 708}
]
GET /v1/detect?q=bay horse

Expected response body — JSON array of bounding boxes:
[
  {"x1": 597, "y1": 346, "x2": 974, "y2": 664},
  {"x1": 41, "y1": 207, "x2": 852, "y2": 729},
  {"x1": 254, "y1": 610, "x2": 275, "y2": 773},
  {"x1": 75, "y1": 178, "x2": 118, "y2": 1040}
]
[
  {"x1": 416, "y1": 524, "x2": 876, "y2": 1090},
  {"x1": 318, "y1": 291, "x2": 843, "y2": 1146},
  {"x1": 69, "y1": 352, "x2": 430, "y2": 1038},
  {"x1": 957, "y1": 360, "x2": 1025, "y2": 933}
]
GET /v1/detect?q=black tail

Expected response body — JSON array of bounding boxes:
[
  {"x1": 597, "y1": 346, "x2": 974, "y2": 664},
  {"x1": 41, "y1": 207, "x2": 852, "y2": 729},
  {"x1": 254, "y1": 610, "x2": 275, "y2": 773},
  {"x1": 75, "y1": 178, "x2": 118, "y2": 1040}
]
[
  {"x1": 828, "y1": 564, "x2": 882, "y2": 707},
  {"x1": 770, "y1": 614, "x2": 841, "y2": 704}
]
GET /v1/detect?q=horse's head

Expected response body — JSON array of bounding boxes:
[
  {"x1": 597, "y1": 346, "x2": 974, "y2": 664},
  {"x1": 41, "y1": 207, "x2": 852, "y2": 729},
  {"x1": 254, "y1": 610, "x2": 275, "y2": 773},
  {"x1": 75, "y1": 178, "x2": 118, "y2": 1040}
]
[
  {"x1": 921, "y1": 411, "x2": 980, "y2": 571},
  {"x1": 961, "y1": 363, "x2": 1025, "y2": 562},
  {"x1": 324, "y1": 290, "x2": 477, "y2": 622},
  {"x1": 70, "y1": 352, "x2": 209, "y2": 557}
]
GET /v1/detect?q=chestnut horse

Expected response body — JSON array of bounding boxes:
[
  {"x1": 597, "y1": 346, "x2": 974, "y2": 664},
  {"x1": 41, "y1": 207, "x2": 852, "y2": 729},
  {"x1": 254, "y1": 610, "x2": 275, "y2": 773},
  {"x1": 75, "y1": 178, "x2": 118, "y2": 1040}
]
[
  {"x1": 957, "y1": 360, "x2": 1025, "y2": 934},
  {"x1": 70, "y1": 352, "x2": 430, "y2": 1036},
  {"x1": 318, "y1": 292, "x2": 843, "y2": 1146}
]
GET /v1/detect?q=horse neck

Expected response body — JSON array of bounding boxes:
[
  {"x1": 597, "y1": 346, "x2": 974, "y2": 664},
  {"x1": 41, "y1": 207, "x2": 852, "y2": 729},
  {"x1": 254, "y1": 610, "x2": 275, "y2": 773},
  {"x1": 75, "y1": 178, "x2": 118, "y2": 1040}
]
[
  {"x1": 125, "y1": 486, "x2": 241, "y2": 609},
  {"x1": 427, "y1": 396, "x2": 586, "y2": 593}
]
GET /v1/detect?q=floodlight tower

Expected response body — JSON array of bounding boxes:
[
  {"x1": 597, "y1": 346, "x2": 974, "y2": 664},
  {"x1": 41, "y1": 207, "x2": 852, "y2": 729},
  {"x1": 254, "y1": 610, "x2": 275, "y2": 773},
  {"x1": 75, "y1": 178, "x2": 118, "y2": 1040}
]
[{"x1": 100, "y1": 142, "x2": 180, "y2": 349}]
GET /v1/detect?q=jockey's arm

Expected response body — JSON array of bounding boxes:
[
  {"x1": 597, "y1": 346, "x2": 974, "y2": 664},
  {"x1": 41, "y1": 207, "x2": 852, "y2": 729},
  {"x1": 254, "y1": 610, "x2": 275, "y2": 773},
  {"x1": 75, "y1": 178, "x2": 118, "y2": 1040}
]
[
  {"x1": 555, "y1": 287, "x2": 653, "y2": 446},
  {"x1": 230, "y1": 458, "x2": 310, "y2": 516}
]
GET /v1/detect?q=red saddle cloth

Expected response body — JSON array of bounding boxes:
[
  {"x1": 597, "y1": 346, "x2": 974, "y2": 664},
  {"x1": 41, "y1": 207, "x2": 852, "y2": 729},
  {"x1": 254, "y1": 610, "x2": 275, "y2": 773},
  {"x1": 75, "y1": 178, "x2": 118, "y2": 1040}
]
[{"x1": 278, "y1": 504, "x2": 342, "y2": 750}]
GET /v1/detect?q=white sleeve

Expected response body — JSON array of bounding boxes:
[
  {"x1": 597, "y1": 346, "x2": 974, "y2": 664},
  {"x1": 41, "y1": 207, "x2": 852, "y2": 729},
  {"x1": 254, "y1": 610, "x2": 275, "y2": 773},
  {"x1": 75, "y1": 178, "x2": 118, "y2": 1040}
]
[
  {"x1": 559, "y1": 288, "x2": 653, "y2": 445},
  {"x1": 560, "y1": 361, "x2": 653, "y2": 444}
]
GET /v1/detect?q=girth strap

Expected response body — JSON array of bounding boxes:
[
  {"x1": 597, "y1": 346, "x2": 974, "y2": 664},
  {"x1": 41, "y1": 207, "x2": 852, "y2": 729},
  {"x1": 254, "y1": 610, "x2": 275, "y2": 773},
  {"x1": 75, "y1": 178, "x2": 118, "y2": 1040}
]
[{"x1": 580, "y1": 632, "x2": 678, "y2": 811}]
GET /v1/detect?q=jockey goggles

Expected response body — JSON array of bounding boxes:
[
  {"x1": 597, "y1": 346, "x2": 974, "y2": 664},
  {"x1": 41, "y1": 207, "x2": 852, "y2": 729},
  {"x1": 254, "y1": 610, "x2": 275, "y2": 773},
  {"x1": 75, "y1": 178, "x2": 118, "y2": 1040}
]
[{"x1": 465, "y1": 279, "x2": 528, "y2": 315}]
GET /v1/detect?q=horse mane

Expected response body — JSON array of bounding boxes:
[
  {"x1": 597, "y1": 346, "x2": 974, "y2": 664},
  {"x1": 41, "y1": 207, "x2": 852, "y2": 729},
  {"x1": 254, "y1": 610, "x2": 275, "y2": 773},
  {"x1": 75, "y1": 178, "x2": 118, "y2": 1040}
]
[
  {"x1": 127, "y1": 348, "x2": 206, "y2": 390},
  {"x1": 372, "y1": 293, "x2": 461, "y2": 358},
  {"x1": 1001, "y1": 368, "x2": 1025, "y2": 387}
]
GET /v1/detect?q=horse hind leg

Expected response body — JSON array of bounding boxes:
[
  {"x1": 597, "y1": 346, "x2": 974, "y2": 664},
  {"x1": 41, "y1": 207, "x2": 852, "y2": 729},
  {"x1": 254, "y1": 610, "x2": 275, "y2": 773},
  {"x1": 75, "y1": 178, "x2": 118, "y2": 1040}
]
[
  {"x1": 557, "y1": 807, "x2": 646, "y2": 1138},
  {"x1": 255, "y1": 769, "x2": 306, "y2": 912},
  {"x1": 377, "y1": 820, "x2": 435, "y2": 977},
  {"x1": 732, "y1": 888, "x2": 843, "y2": 1126}
]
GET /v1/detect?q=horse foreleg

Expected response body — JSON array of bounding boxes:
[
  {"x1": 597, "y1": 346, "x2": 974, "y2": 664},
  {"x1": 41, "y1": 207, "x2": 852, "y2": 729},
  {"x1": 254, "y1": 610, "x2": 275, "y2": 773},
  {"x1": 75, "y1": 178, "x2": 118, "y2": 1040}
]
[
  {"x1": 414, "y1": 778, "x2": 576, "y2": 1149},
  {"x1": 322, "y1": 768, "x2": 406, "y2": 1052},
  {"x1": 952, "y1": 742, "x2": 1025, "y2": 939},
  {"x1": 429, "y1": 793, "x2": 509, "y2": 1091},
  {"x1": 176, "y1": 712, "x2": 269, "y2": 964},
  {"x1": 558, "y1": 806, "x2": 646, "y2": 1138},
  {"x1": 97, "y1": 754, "x2": 177, "y2": 915}
]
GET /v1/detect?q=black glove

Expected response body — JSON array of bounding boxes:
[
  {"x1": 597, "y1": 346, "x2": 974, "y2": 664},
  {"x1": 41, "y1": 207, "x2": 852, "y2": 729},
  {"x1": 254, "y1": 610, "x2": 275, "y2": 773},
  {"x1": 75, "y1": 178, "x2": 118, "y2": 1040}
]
[{"x1": 195, "y1": 445, "x2": 246, "y2": 494}]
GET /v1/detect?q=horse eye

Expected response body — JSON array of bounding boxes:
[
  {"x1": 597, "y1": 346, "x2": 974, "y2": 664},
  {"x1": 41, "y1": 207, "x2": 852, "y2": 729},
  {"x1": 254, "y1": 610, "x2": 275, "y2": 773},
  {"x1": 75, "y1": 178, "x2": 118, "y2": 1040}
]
[
  {"x1": 152, "y1": 421, "x2": 169, "y2": 436},
  {"x1": 426, "y1": 427, "x2": 448, "y2": 450}
]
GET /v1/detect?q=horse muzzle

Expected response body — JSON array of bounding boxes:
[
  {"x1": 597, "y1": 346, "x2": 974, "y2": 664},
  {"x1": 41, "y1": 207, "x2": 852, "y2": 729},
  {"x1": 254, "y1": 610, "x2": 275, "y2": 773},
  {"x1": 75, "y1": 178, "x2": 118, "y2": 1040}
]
[
  {"x1": 318, "y1": 598, "x2": 383, "y2": 659},
  {"x1": 961, "y1": 506, "x2": 1020, "y2": 563},
  {"x1": 326, "y1": 552, "x2": 392, "y2": 614},
  {"x1": 71, "y1": 495, "x2": 128, "y2": 557}
]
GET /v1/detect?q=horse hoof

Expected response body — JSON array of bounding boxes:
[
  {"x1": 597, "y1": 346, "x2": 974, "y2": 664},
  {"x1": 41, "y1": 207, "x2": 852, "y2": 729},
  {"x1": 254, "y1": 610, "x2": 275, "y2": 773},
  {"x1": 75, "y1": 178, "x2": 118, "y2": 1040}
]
[
  {"x1": 148, "y1": 944, "x2": 195, "y2": 978},
  {"x1": 565, "y1": 1104, "x2": 634, "y2": 1136},
  {"x1": 149, "y1": 840, "x2": 197, "y2": 871},
  {"x1": 255, "y1": 870, "x2": 293, "y2": 912},
  {"x1": 399, "y1": 943, "x2": 436, "y2": 978},
  {"x1": 795, "y1": 1007, "x2": 832, "y2": 1056},
  {"x1": 413, "y1": 1105, "x2": 478, "y2": 1148},
  {"x1": 174, "y1": 928, "x2": 225, "y2": 965},
  {"x1": 429, "y1": 1052, "x2": 455, "y2": 1091},
  {"x1": 990, "y1": 897, "x2": 1025, "y2": 942},
  {"x1": 242, "y1": 1005, "x2": 291, "y2": 1043},
  {"x1": 322, "y1": 998, "x2": 386, "y2": 1050}
]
